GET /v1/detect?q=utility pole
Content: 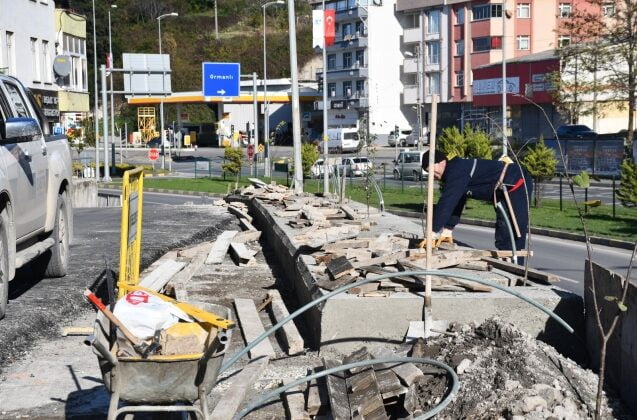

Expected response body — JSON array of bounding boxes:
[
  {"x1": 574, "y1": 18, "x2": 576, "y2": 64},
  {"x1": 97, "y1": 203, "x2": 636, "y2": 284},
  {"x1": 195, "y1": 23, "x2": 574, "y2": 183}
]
[
  {"x1": 91, "y1": 0, "x2": 99, "y2": 180},
  {"x1": 322, "y1": 0, "x2": 329, "y2": 194},
  {"x1": 287, "y1": 0, "x2": 303, "y2": 193},
  {"x1": 100, "y1": 65, "x2": 111, "y2": 182},
  {"x1": 214, "y1": 0, "x2": 219, "y2": 40},
  {"x1": 108, "y1": 5, "x2": 117, "y2": 177},
  {"x1": 501, "y1": 0, "x2": 508, "y2": 158}
]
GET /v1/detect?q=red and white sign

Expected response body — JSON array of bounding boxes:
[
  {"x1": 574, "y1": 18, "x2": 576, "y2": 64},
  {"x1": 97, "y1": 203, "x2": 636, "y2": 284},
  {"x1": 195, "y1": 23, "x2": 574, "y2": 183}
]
[
  {"x1": 148, "y1": 148, "x2": 159, "y2": 161},
  {"x1": 247, "y1": 144, "x2": 255, "y2": 160},
  {"x1": 125, "y1": 291, "x2": 150, "y2": 305},
  {"x1": 325, "y1": 10, "x2": 336, "y2": 46}
]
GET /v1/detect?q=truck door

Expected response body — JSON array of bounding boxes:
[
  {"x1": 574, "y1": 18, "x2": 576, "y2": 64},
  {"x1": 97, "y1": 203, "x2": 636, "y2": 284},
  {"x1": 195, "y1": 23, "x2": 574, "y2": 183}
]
[{"x1": 0, "y1": 81, "x2": 47, "y2": 238}]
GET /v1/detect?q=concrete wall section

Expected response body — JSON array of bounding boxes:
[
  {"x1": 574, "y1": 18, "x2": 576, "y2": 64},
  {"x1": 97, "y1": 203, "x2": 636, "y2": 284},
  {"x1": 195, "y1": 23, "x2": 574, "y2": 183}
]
[
  {"x1": 72, "y1": 179, "x2": 98, "y2": 208},
  {"x1": 585, "y1": 260, "x2": 637, "y2": 416}
]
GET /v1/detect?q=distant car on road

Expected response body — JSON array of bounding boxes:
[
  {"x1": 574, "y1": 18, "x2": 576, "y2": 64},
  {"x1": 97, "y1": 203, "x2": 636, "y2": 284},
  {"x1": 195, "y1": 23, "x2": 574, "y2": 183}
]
[
  {"x1": 556, "y1": 124, "x2": 597, "y2": 139},
  {"x1": 393, "y1": 149, "x2": 428, "y2": 180},
  {"x1": 340, "y1": 157, "x2": 372, "y2": 177},
  {"x1": 388, "y1": 129, "x2": 412, "y2": 147}
]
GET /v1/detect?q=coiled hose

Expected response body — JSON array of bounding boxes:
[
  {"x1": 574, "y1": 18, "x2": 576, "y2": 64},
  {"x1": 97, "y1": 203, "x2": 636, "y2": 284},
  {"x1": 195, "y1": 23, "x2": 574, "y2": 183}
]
[{"x1": 221, "y1": 269, "x2": 575, "y2": 418}]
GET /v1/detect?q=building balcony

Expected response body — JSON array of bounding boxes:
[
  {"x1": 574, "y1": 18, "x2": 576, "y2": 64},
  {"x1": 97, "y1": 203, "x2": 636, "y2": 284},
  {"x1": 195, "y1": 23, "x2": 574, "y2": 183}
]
[
  {"x1": 403, "y1": 57, "x2": 419, "y2": 74},
  {"x1": 403, "y1": 85, "x2": 421, "y2": 105},
  {"x1": 336, "y1": 7, "x2": 368, "y2": 19},
  {"x1": 403, "y1": 27, "x2": 422, "y2": 44},
  {"x1": 424, "y1": 60, "x2": 440, "y2": 72},
  {"x1": 326, "y1": 33, "x2": 368, "y2": 51},
  {"x1": 314, "y1": 92, "x2": 369, "y2": 111},
  {"x1": 317, "y1": 64, "x2": 369, "y2": 80}
]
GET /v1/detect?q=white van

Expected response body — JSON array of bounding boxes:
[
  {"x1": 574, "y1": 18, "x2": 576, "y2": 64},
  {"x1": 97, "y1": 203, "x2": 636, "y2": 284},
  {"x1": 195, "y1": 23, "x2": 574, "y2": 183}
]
[{"x1": 321, "y1": 128, "x2": 360, "y2": 153}]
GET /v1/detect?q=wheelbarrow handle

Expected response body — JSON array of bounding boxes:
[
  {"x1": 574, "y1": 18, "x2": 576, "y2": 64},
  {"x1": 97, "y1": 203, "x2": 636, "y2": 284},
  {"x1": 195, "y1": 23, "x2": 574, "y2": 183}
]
[
  {"x1": 85, "y1": 334, "x2": 118, "y2": 367},
  {"x1": 84, "y1": 290, "x2": 143, "y2": 347}
]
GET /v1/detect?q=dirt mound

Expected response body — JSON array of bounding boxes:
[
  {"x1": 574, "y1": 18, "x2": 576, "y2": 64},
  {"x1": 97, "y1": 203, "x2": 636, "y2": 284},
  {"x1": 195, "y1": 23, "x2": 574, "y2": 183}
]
[{"x1": 413, "y1": 318, "x2": 632, "y2": 419}]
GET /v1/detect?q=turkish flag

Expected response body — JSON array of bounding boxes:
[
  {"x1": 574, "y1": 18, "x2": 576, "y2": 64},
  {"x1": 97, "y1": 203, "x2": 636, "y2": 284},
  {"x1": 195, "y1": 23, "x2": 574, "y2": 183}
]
[{"x1": 325, "y1": 10, "x2": 336, "y2": 46}]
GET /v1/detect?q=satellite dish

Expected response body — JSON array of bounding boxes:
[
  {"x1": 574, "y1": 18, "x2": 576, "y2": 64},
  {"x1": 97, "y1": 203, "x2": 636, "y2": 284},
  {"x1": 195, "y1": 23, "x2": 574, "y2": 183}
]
[{"x1": 53, "y1": 55, "x2": 72, "y2": 77}]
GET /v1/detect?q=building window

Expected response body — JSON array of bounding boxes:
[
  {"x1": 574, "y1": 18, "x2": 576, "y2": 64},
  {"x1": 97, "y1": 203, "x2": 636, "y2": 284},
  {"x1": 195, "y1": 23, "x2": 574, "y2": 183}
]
[
  {"x1": 456, "y1": 7, "x2": 465, "y2": 24},
  {"x1": 41, "y1": 40, "x2": 50, "y2": 83},
  {"x1": 5, "y1": 31, "x2": 15, "y2": 76},
  {"x1": 473, "y1": 37, "x2": 491, "y2": 52},
  {"x1": 343, "y1": 81, "x2": 352, "y2": 97},
  {"x1": 517, "y1": 3, "x2": 530, "y2": 18},
  {"x1": 404, "y1": 13, "x2": 420, "y2": 29},
  {"x1": 356, "y1": 79, "x2": 365, "y2": 95},
  {"x1": 602, "y1": 3, "x2": 615, "y2": 16},
  {"x1": 558, "y1": 35, "x2": 571, "y2": 47},
  {"x1": 355, "y1": 50, "x2": 365, "y2": 67},
  {"x1": 327, "y1": 54, "x2": 336, "y2": 70},
  {"x1": 31, "y1": 38, "x2": 40, "y2": 82},
  {"x1": 559, "y1": 3, "x2": 571, "y2": 18},
  {"x1": 427, "y1": 73, "x2": 440, "y2": 95},
  {"x1": 517, "y1": 35, "x2": 530, "y2": 50},
  {"x1": 328, "y1": 82, "x2": 336, "y2": 97},
  {"x1": 343, "y1": 52, "x2": 352, "y2": 68},
  {"x1": 342, "y1": 23, "x2": 352, "y2": 38},
  {"x1": 472, "y1": 4, "x2": 502, "y2": 21},
  {"x1": 427, "y1": 41, "x2": 440, "y2": 64},
  {"x1": 426, "y1": 10, "x2": 440, "y2": 34},
  {"x1": 347, "y1": 0, "x2": 356, "y2": 8},
  {"x1": 59, "y1": 33, "x2": 87, "y2": 91},
  {"x1": 336, "y1": 0, "x2": 347, "y2": 11},
  {"x1": 455, "y1": 39, "x2": 465, "y2": 56},
  {"x1": 456, "y1": 71, "x2": 464, "y2": 87}
]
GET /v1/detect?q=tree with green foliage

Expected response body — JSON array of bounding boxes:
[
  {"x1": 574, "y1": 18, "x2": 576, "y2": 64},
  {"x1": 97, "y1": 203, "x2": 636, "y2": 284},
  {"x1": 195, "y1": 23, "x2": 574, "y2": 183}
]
[
  {"x1": 222, "y1": 147, "x2": 243, "y2": 184},
  {"x1": 522, "y1": 138, "x2": 557, "y2": 207},
  {"x1": 438, "y1": 124, "x2": 492, "y2": 159},
  {"x1": 617, "y1": 159, "x2": 637, "y2": 207},
  {"x1": 301, "y1": 143, "x2": 319, "y2": 178}
]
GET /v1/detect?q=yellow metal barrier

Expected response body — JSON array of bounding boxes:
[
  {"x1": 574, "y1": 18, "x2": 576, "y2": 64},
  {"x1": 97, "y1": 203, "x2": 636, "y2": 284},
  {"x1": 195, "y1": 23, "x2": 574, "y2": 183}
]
[{"x1": 118, "y1": 167, "x2": 145, "y2": 298}]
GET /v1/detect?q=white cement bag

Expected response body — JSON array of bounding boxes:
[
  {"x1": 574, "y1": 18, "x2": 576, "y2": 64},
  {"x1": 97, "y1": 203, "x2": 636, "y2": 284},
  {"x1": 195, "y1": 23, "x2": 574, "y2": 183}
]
[{"x1": 113, "y1": 290, "x2": 193, "y2": 339}]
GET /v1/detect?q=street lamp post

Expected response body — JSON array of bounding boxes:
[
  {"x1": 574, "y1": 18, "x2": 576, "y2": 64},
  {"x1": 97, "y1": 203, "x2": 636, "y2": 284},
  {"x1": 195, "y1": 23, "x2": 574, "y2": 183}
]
[
  {"x1": 157, "y1": 12, "x2": 178, "y2": 171},
  {"x1": 262, "y1": 0, "x2": 285, "y2": 178},
  {"x1": 91, "y1": 0, "x2": 99, "y2": 180},
  {"x1": 106, "y1": 4, "x2": 117, "y2": 181}
]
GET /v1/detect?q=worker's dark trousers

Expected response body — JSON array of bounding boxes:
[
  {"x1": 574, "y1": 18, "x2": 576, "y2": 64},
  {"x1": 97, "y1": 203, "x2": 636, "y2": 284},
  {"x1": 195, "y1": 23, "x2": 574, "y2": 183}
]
[{"x1": 494, "y1": 180, "x2": 533, "y2": 256}]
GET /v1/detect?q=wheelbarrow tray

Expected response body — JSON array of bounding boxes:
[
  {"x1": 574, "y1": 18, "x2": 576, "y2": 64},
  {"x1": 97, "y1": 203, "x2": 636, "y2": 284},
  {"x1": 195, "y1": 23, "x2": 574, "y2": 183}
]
[{"x1": 91, "y1": 301, "x2": 232, "y2": 404}]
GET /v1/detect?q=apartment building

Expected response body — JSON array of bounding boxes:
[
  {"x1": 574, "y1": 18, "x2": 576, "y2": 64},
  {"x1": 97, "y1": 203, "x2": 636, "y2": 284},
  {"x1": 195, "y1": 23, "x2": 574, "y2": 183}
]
[
  {"x1": 55, "y1": 8, "x2": 90, "y2": 132},
  {"x1": 311, "y1": 0, "x2": 411, "y2": 144},
  {"x1": 0, "y1": 0, "x2": 59, "y2": 131},
  {"x1": 396, "y1": 0, "x2": 581, "y2": 135}
]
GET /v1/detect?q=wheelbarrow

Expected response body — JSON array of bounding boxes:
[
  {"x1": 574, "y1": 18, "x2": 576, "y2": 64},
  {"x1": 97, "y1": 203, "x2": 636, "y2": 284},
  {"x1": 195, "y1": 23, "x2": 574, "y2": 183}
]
[{"x1": 87, "y1": 301, "x2": 232, "y2": 420}]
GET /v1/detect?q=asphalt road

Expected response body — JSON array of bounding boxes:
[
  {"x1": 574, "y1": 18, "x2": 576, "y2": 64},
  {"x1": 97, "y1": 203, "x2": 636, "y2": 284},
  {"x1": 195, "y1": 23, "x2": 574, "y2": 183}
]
[
  {"x1": 0, "y1": 200, "x2": 234, "y2": 373},
  {"x1": 114, "y1": 190, "x2": 636, "y2": 297}
]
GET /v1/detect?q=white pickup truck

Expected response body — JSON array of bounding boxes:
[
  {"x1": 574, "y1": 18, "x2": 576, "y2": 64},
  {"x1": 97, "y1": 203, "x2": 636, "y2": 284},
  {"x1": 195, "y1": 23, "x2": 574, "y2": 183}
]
[{"x1": 0, "y1": 75, "x2": 73, "y2": 319}]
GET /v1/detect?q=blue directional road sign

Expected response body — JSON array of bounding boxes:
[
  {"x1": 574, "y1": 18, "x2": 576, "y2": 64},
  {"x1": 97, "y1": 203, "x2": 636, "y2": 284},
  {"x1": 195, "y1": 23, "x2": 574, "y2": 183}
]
[{"x1": 202, "y1": 62, "x2": 240, "y2": 97}]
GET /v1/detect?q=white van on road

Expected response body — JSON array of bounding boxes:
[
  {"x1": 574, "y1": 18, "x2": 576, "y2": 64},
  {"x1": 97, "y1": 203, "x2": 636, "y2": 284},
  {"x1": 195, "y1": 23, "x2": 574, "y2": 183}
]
[{"x1": 320, "y1": 128, "x2": 360, "y2": 153}]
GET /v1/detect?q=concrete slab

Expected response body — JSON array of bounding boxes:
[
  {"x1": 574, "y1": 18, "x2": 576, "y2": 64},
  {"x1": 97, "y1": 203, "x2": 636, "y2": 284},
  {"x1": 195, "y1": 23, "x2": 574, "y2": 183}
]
[{"x1": 248, "y1": 196, "x2": 584, "y2": 359}]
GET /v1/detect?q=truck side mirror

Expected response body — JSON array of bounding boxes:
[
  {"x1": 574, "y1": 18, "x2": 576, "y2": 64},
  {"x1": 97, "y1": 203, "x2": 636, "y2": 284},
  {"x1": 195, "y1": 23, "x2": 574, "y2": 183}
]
[{"x1": 0, "y1": 117, "x2": 40, "y2": 142}]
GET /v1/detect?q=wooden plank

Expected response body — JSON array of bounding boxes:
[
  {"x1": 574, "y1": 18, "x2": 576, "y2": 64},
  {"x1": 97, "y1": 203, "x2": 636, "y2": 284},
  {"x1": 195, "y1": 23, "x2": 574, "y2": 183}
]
[
  {"x1": 205, "y1": 231, "x2": 238, "y2": 265},
  {"x1": 351, "y1": 251, "x2": 407, "y2": 269},
  {"x1": 284, "y1": 380, "x2": 310, "y2": 420},
  {"x1": 340, "y1": 204, "x2": 359, "y2": 220},
  {"x1": 267, "y1": 290, "x2": 305, "y2": 355},
  {"x1": 342, "y1": 347, "x2": 371, "y2": 374},
  {"x1": 210, "y1": 358, "x2": 269, "y2": 420},
  {"x1": 482, "y1": 257, "x2": 559, "y2": 283},
  {"x1": 232, "y1": 230, "x2": 262, "y2": 243},
  {"x1": 327, "y1": 256, "x2": 354, "y2": 280},
  {"x1": 375, "y1": 369, "x2": 404, "y2": 396},
  {"x1": 233, "y1": 298, "x2": 276, "y2": 359},
  {"x1": 229, "y1": 242, "x2": 257, "y2": 265},
  {"x1": 239, "y1": 217, "x2": 258, "y2": 232},
  {"x1": 457, "y1": 261, "x2": 491, "y2": 271},
  {"x1": 138, "y1": 259, "x2": 186, "y2": 292},
  {"x1": 306, "y1": 368, "x2": 329, "y2": 416},
  {"x1": 323, "y1": 359, "x2": 350, "y2": 420},
  {"x1": 398, "y1": 260, "x2": 492, "y2": 292},
  {"x1": 324, "y1": 239, "x2": 370, "y2": 252},
  {"x1": 346, "y1": 368, "x2": 387, "y2": 419},
  {"x1": 227, "y1": 205, "x2": 253, "y2": 223}
]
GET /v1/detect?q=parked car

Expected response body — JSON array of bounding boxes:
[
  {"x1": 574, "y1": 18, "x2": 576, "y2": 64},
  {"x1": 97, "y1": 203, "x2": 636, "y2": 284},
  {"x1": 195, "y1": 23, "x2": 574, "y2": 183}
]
[
  {"x1": 405, "y1": 133, "x2": 429, "y2": 147},
  {"x1": 393, "y1": 149, "x2": 428, "y2": 180},
  {"x1": 340, "y1": 157, "x2": 373, "y2": 177},
  {"x1": 0, "y1": 75, "x2": 74, "y2": 318},
  {"x1": 388, "y1": 129, "x2": 412, "y2": 147},
  {"x1": 556, "y1": 124, "x2": 597, "y2": 139}
]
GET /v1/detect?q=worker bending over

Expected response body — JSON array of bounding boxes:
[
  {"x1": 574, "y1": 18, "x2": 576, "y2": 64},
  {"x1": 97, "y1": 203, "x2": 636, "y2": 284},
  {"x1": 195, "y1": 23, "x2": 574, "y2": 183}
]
[{"x1": 423, "y1": 151, "x2": 533, "y2": 259}]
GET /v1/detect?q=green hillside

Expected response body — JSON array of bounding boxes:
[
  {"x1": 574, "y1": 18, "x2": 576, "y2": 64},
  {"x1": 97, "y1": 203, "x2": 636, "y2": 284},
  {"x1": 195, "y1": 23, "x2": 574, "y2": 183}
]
[{"x1": 62, "y1": 0, "x2": 314, "y2": 123}]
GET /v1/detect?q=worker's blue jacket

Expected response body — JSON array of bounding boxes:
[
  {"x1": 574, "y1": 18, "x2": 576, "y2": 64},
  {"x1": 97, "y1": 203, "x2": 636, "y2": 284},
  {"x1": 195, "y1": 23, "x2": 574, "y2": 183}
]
[{"x1": 432, "y1": 157, "x2": 528, "y2": 233}]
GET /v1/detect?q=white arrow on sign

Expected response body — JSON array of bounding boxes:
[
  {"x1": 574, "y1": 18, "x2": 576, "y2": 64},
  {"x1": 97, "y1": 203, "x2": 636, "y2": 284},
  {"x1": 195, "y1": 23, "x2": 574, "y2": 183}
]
[{"x1": 217, "y1": 89, "x2": 226, "y2": 95}]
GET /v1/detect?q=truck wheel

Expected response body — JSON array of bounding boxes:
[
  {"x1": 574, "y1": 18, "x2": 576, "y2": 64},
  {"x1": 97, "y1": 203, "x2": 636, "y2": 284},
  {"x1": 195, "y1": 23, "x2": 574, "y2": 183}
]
[
  {"x1": 0, "y1": 209, "x2": 10, "y2": 319},
  {"x1": 39, "y1": 193, "x2": 69, "y2": 278}
]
